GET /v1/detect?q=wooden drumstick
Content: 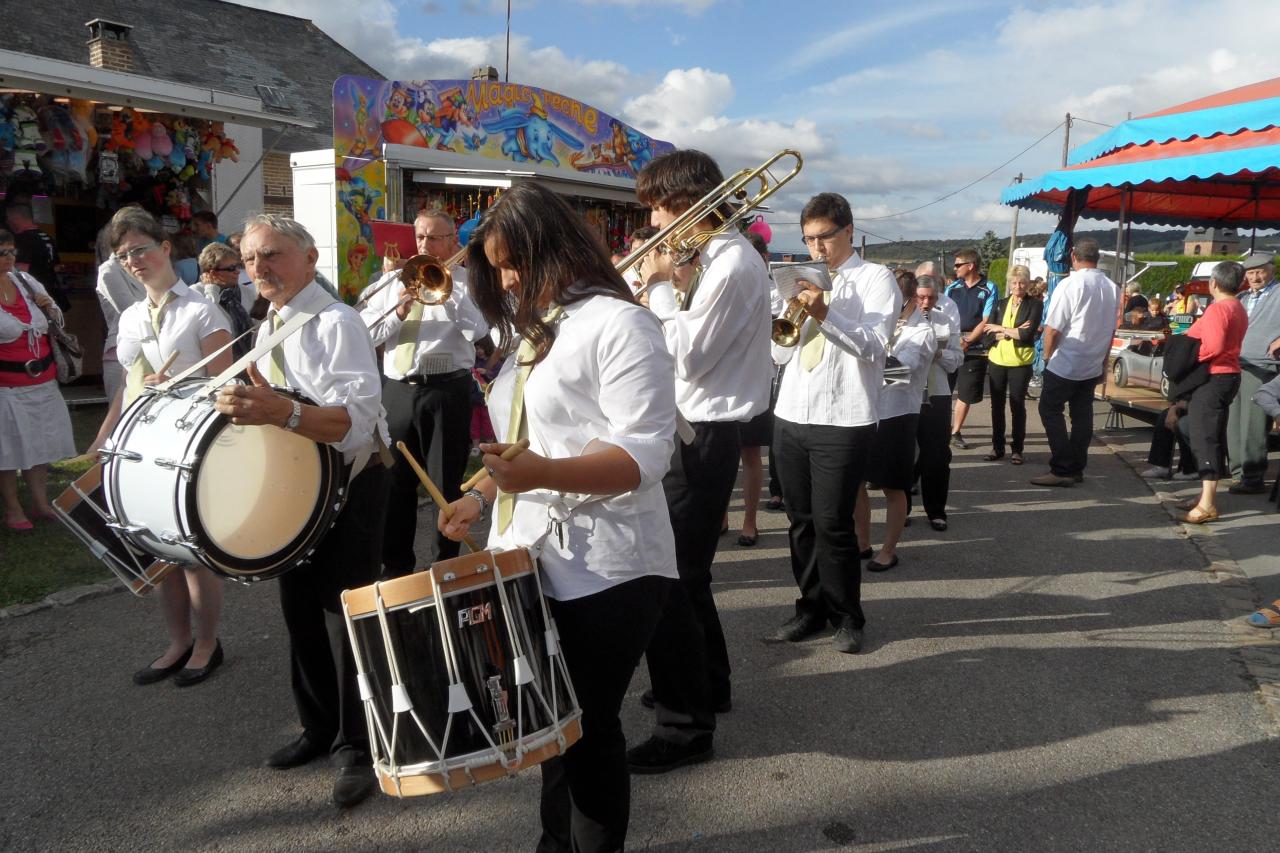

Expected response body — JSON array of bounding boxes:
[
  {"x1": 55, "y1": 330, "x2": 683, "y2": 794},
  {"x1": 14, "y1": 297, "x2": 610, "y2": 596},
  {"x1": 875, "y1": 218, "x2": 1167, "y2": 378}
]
[
  {"x1": 158, "y1": 350, "x2": 181, "y2": 377},
  {"x1": 395, "y1": 440, "x2": 481, "y2": 552},
  {"x1": 459, "y1": 437, "x2": 530, "y2": 492}
]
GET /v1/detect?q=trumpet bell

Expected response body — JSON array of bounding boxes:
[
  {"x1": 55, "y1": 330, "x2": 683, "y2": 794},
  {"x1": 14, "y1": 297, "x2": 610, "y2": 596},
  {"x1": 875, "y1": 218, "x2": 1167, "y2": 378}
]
[
  {"x1": 402, "y1": 254, "x2": 453, "y2": 306},
  {"x1": 771, "y1": 317, "x2": 802, "y2": 347}
]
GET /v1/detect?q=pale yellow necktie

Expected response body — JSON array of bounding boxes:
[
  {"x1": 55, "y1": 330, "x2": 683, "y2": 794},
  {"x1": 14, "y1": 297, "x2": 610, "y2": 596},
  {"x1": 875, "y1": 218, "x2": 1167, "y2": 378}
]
[
  {"x1": 800, "y1": 291, "x2": 830, "y2": 371},
  {"x1": 124, "y1": 292, "x2": 173, "y2": 406},
  {"x1": 393, "y1": 300, "x2": 424, "y2": 375},
  {"x1": 268, "y1": 313, "x2": 287, "y2": 386},
  {"x1": 496, "y1": 306, "x2": 563, "y2": 534}
]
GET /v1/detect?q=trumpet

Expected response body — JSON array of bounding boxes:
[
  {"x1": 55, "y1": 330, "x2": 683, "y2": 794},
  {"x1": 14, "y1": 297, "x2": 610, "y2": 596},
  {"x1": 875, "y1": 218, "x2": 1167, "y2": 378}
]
[
  {"x1": 772, "y1": 298, "x2": 810, "y2": 347},
  {"x1": 364, "y1": 246, "x2": 467, "y2": 327}
]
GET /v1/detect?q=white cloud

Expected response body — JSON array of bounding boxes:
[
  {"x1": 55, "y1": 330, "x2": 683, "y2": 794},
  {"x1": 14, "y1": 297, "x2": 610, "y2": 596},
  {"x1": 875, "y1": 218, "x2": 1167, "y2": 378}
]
[{"x1": 580, "y1": 0, "x2": 718, "y2": 12}]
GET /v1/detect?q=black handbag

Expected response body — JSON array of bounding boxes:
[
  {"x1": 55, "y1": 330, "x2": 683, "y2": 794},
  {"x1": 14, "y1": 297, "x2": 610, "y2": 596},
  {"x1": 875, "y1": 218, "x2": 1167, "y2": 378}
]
[
  {"x1": 13, "y1": 272, "x2": 82, "y2": 384},
  {"x1": 1162, "y1": 333, "x2": 1208, "y2": 401}
]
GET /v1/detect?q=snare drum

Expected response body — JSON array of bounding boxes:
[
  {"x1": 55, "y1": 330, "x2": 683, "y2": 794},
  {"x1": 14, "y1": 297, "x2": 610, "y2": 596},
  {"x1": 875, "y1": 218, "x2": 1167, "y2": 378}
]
[
  {"x1": 99, "y1": 378, "x2": 347, "y2": 582},
  {"x1": 341, "y1": 548, "x2": 582, "y2": 797},
  {"x1": 52, "y1": 463, "x2": 177, "y2": 596}
]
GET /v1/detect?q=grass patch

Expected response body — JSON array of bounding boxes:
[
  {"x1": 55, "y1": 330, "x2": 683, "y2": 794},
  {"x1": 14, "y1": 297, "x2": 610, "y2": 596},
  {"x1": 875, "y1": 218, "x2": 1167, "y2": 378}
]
[{"x1": 0, "y1": 404, "x2": 113, "y2": 608}]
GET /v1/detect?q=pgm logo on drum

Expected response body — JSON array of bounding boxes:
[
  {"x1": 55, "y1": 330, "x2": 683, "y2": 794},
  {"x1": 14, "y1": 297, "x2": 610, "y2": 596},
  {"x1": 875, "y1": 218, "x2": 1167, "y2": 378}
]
[{"x1": 458, "y1": 602, "x2": 493, "y2": 628}]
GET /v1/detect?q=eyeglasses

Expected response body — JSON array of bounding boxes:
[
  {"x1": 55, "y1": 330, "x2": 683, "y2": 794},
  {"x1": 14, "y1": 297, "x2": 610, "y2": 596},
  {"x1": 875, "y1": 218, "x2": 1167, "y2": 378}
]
[
  {"x1": 953, "y1": 261, "x2": 972, "y2": 269},
  {"x1": 213, "y1": 264, "x2": 243, "y2": 273},
  {"x1": 113, "y1": 242, "x2": 158, "y2": 263},
  {"x1": 801, "y1": 226, "x2": 845, "y2": 245},
  {"x1": 0, "y1": 248, "x2": 16, "y2": 257}
]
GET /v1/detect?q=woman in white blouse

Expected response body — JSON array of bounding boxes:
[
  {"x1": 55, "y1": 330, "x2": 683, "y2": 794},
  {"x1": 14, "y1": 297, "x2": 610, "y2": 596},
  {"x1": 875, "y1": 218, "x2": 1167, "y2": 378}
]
[
  {"x1": 439, "y1": 183, "x2": 678, "y2": 853},
  {"x1": 855, "y1": 269, "x2": 938, "y2": 572},
  {"x1": 101, "y1": 208, "x2": 234, "y2": 688}
]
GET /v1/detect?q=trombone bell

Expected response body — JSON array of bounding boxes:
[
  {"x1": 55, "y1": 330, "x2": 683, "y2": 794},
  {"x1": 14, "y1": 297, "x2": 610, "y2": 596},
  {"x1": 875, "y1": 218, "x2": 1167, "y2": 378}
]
[{"x1": 401, "y1": 254, "x2": 454, "y2": 306}]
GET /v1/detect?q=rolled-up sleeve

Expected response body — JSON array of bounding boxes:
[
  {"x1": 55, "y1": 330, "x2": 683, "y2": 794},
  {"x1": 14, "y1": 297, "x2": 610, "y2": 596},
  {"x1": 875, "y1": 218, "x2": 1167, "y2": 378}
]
[
  {"x1": 595, "y1": 309, "x2": 677, "y2": 489},
  {"x1": 314, "y1": 312, "x2": 386, "y2": 455}
]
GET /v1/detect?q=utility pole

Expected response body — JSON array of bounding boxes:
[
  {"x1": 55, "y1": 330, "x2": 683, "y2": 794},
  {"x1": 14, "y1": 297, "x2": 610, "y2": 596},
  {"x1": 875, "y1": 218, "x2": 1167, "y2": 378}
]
[
  {"x1": 860, "y1": 234, "x2": 866, "y2": 258},
  {"x1": 1007, "y1": 173, "x2": 1023, "y2": 284},
  {"x1": 504, "y1": 0, "x2": 512, "y2": 81},
  {"x1": 1061, "y1": 113, "x2": 1072, "y2": 166}
]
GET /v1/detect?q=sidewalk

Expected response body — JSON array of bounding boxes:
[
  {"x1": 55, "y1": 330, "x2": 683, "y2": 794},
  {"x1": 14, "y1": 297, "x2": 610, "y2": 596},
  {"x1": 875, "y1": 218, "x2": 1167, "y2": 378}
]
[{"x1": 2, "y1": 401, "x2": 1277, "y2": 851}]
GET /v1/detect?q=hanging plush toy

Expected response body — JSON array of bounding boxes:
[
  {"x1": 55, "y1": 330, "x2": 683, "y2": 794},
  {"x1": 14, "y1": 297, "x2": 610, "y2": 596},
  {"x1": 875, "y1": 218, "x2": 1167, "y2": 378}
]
[
  {"x1": 12, "y1": 101, "x2": 46, "y2": 175},
  {"x1": 106, "y1": 111, "x2": 132, "y2": 152}
]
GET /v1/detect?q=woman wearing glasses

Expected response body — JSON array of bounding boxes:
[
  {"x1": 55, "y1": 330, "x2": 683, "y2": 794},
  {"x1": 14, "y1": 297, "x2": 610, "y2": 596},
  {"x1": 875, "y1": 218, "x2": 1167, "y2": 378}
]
[
  {"x1": 0, "y1": 228, "x2": 76, "y2": 531},
  {"x1": 194, "y1": 241, "x2": 253, "y2": 359},
  {"x1": 98, "y1": 207, "x2": 234, "y2": 687}
]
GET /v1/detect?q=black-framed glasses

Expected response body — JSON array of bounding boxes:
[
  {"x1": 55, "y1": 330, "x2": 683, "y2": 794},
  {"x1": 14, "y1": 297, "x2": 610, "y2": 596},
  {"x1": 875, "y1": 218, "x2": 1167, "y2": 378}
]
[
  {"x1": 0, "y1": 248, "x2": 16, "y2": 257},
  {"x1": 113, "y1": 242, "x2": 158, "y2": 263},
  {"x1": 953, "y1": 261, "x2": 972, "y2": 269},
  {"x1": 802, "y1": 225, "x2": 845, "y2": 245},
  {"x1": 213, "y1": 264, "x2": 243, "y2": 273}
]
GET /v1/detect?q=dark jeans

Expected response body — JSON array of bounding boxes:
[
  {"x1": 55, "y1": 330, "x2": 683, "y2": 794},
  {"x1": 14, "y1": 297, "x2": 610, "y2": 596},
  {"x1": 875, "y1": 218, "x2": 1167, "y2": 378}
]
[
  {"x1": 774, "y1": 417, "x2": 874, "y2": 629},
  {"x1": 1148, "y1": 406, "x2": 1197, "y2": 474},
  {"x1": 277, "y1": 463, "x2": 388, "y2": 767},
  {"x1": 644, "y1": 421, "x2": 739, "y2": 743},
  {"x1": 537, "y1": 575, "x2": 671, "y2": 853},
  {"x1": 381, "y1": 374, "x2": 473, "y2": 574},
  {"x1": 1188, "y1": 373, "x2": 1241, "y2": 480},
  {"x1": 913, "y1": 394, "x2": 952, "y2": 521},
  {"x1": 1038, "y1": 370, "x2": 1100, "y2": 477},
  {"x1": 988, "y1": 362, "x2": 1033, "y2": 454}
]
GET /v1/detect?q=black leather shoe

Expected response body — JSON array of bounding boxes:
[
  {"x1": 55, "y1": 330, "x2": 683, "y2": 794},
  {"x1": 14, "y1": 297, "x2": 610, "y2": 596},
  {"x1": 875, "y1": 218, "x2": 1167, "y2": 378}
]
[
  {"x1": 627, "y1": 735, "x2": 713, "y2": 775},
  {"x1": 1229, "y1": 481, "x2": 1267, "y2": 495},
  {"x1": 866, "y1": 555, "x2": 899, "y2": 573},
  {"x1": 132, "y1": 644, "x2": 193, "y2": 686},
  {"x1": 640, "y1": 688, "x2": 729, "y2": 714},
  {"x1": 173, "y1": 640, "x2": 223, "y2": 687},
  {"x1": 764, "y1": 614, "x2": 827, "y2": 643},
  {"x1": 859, "y1": 547, "x2": 874, "y2": 560},
  {"x1": 266, "y1": 733, "x2": 328, "y2": 769},
  {"x1": 333, "y1": 765, "x2": 378, "y2": 808},
  {"x1": 832, "y1": 622, "x2": 864, "y2": 654},
  {"x1": 929, "y1": 518, "x2": 948, "y2": 532}
]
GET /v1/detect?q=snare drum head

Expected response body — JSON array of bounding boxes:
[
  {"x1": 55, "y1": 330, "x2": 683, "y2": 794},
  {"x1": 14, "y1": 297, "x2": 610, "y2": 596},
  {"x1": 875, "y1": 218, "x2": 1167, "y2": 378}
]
[{"x1": 194, "y1": 424, "x2": 324, "y2": 561}]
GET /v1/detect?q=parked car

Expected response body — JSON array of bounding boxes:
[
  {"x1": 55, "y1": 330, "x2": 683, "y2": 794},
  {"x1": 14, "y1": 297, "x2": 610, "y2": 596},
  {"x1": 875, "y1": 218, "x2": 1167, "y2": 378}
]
[{"x1": 1110, "y1": 330, "x2": 1170, "y2": 398}]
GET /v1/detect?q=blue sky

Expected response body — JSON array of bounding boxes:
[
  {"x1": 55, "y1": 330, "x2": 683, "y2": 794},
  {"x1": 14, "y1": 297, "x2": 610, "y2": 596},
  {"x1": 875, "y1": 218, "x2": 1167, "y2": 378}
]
[{"x1": 248, "y1": 0, "x2": 1280, "y2": 252}]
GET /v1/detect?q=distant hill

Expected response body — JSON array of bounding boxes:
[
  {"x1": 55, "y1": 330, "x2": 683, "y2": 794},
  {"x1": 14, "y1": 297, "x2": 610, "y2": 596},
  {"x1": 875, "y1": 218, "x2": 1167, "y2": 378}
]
[{"x1": 859, "y1": 228, "x2": 1195, "y2": 265}]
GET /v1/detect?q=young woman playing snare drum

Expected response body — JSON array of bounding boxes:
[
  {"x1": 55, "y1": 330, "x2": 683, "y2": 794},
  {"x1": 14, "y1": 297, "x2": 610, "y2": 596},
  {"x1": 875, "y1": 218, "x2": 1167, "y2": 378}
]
[{"x1": 439, "y1": 183, "x2": 679, "y2": 853}]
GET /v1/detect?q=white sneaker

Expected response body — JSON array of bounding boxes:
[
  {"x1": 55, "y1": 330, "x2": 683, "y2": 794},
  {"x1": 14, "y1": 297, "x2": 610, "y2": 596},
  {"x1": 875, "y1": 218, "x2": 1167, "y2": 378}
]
[
  {"x1": 1172, "y1": 470, "x2": 1200, "y2": 480},
  {"x1": 1141, "y1": 466, "x2": 1172, "y2": 479}
]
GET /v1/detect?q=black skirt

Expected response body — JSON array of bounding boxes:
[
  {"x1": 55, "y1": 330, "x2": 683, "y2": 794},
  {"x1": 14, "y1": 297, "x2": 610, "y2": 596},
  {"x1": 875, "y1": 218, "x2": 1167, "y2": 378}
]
[{"x1": 865, "y1": 413, "x2": 920, "y2": 491}]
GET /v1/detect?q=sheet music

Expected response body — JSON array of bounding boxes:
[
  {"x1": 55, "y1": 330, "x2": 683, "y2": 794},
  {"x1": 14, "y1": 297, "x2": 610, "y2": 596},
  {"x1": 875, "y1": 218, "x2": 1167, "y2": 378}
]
[{"x1": 770, "y1": 261, "x2": 832, "y2": 301}]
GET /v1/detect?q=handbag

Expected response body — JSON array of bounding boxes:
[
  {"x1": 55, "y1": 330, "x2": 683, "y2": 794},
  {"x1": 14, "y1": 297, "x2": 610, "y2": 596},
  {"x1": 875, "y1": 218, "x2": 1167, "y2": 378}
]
[
  {"x1": 13, "y1": 272, "x2": 83, "y2": 384},
  {"x1": 1162, "y1": 333, "x2": 1208, "y2": 401}
]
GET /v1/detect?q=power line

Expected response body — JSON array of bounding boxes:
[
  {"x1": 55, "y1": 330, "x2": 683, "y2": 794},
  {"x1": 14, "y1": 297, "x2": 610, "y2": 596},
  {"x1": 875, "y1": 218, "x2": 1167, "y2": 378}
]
[
  {"x1": 860, "y1": 120, "x2": 1066, "y2": 221},
  {"x1": 1072, "y1": 116, "x2": 1114, "y2": 128}
]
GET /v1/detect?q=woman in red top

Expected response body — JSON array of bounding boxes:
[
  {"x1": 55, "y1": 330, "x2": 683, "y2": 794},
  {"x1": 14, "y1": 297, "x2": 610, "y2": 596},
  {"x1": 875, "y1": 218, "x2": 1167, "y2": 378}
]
[
  {"x1": 1181, "y1": 261, "x2": 1249, "y2": 523},
  {"x1": 0, "y1": 228, "x2": 76, "y2": 530}
]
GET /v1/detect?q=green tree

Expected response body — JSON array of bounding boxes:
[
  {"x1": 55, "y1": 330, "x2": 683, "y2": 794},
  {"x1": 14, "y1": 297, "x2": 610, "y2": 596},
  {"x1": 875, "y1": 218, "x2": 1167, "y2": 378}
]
[{"x1": 977, "y1": 230, "x2": 1005, "y2": 272}]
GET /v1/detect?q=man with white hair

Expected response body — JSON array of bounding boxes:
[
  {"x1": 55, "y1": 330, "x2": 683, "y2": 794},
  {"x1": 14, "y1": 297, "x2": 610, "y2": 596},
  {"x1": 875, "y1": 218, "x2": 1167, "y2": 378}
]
[
  {"x1": 214, "y1": 214, "x2": 389, "y2": 809},
  {"x1": 911, "y1": 272, "x2": 964, "y2": 529},
  {"x1": 1227, "y1": 251, "x2": 1279, "y2": 494}
]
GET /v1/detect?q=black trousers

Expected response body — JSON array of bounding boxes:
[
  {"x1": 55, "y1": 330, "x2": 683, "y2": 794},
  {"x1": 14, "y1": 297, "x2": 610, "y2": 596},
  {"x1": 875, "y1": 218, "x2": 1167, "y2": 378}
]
[
  {"x1": 537, "y1": 576, "x2": 671, "y2": 853},
  {"x1": 1188, "y1": 374, "x2": 1240, "y2": 480},
  {"x1": 644, "y1": 421, "x2": 739, "y2": 743},
  {"x1": 380, "y1": 373, "x2": 473, "y2": 574},
  {"x1": 988, "y1": 363, "x2": 1033, "y2": 454},
  {"x1": 767, "y1": 365, "x2": 784, "y2": 499},
  {"x1": 913, "y1": 394, "x2": 952, "y2": 521},
  {"x1": 775, "y1": 417, "x2": 874, "y2": 629},
  {"x1": 1148, "y1": 406, "x2": 1197, "y2": 474},
  {"x1": 1038, "y1": 370, "x2": 1100, "y2": 477},
  {"x1": 277, "y1": 463, "x2": 388, "y2": 766}
]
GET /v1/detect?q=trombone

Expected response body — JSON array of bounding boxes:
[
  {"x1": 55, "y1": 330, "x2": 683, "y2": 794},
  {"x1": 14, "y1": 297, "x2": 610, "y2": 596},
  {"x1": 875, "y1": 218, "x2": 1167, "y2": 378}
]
[{"x1": 363, "y1": 246, "x2": 468, "y2": 328}]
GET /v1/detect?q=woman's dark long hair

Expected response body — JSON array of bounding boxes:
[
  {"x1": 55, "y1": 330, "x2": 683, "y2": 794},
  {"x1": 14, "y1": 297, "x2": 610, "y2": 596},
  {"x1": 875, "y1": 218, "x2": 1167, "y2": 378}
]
[{"x1": 467, "y1": 183, "x2": 636, "y2": 365}]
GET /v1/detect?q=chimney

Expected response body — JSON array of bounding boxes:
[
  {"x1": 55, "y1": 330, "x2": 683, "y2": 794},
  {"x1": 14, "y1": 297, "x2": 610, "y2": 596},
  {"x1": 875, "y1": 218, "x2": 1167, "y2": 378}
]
[
  {"x1": 86, "y1": 19, "x2": 135, "y2": 72},
  {"x1": 471, "y1": 65, "x2": 499, "y2": 82}
]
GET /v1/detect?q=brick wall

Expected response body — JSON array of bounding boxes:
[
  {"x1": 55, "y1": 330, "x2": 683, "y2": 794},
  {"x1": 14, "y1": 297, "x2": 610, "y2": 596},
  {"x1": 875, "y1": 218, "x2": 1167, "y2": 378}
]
[
  {"x1": 262, "y1": 151, "x2": 294, "y2": 216},
  {"x1": 87, "y1": 38, "x2": 134, "y2": 72}
]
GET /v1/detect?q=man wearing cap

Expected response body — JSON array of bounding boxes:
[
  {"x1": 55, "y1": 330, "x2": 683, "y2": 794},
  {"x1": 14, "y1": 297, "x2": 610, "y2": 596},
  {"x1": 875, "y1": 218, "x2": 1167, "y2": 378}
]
[{"x1": 1227, "y1": 251, "x2": 1279, "y2": 494}]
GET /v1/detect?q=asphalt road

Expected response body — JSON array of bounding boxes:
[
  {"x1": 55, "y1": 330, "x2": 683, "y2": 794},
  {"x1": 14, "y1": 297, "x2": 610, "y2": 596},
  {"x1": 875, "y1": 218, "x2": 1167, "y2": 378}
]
[{"x1": 2, "y1": 404, "x2": 1278, "y2": 852}]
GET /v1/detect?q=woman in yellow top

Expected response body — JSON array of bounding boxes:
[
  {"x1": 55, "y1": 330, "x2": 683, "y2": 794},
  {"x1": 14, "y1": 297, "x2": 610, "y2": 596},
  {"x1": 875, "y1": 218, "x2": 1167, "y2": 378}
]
[{"x1": 984, "y1": 265, "x2": 1043, "y2": 464}]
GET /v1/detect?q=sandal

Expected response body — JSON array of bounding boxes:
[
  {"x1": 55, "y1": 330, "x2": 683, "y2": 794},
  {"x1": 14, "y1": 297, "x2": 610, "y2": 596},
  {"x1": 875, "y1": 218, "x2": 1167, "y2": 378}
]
[
  {"x1": 1181, "y1": 506, "x2": 1219, "y2": 524},
  {"x1": 1174, "y1": 498, "x2": 1199, "y2": 512},
  {"x1": 1246, "y1": 600, "x2": 1280, "y2": 628},
  {"x1": 737, "y1": 533, "x2": 758, "y2": 547},
  {"x1": 1010, "y1": 453, "x2": 1023, "y2": 466}
]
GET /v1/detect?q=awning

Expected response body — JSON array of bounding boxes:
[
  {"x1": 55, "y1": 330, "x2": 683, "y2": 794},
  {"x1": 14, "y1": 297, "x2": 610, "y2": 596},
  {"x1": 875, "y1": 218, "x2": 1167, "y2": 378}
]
[{"x1": 0, "y1": 48, "x2": 314, "y2": 130}]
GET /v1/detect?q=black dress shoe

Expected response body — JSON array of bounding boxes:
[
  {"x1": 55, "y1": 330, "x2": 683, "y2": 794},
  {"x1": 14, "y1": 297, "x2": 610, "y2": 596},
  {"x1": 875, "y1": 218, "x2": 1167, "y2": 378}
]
[
  {"x1": 173, "y1": 640, "x2": 223, "y2": 687},
  {"x1": 859, "y1": 547, "x2": 874, "y2": 560},
  {"x1": 266, "y1": 733, "x2": 328, "y2": 769},
  {"x1": 929, "y1": 518, "x2": 948, "y2": 532},
  {"x1": 866, "y1": 555, "x2": 899, "y2": 572},
  {"x1": 640, "y1": 688, "x2": 730, "y2": 714},
  {"x1": 832, "y1": 622, "x2": 864, "y2": 654},
  {"x1": 626, "y1": 735, "x2": 713, "y2": 774},
  {"x1": 132, "y1": 644, "x2": 193, "y2": 686},
  {"x1": 333, "y1": 765, "x2": 378, "y2": 808},
  {"x1": 763, "y1": 614, "x2": 827, "y2": 643}
]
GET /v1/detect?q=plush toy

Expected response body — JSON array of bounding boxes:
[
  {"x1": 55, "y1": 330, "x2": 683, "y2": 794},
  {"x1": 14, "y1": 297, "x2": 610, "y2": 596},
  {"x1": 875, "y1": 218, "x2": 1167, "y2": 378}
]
[
  {"x1": 68, "y1": 100, "x2": 97, "y2": 150},
  {"x1": 106, "y1": 111, "x2": 132, "y2": 152},
  {"x1": 37, "y1": 102, "x2": 89, "y2": 183},
  {"x1": 12, "y1": 102, "x2": 46, "y2": 175},
  {"x1": 149, "y1": 122, "x2": 173, "y2": 158},
  {"x1": 166, "y1": 185, "x2": 191, "y2": 220}
]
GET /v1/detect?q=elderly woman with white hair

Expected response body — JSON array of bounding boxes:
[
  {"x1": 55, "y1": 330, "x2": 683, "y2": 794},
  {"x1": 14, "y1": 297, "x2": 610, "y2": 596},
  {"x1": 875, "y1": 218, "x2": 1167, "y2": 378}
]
[{"x1": 983, "y1": 264, "x2": 1043, "y2": 464}]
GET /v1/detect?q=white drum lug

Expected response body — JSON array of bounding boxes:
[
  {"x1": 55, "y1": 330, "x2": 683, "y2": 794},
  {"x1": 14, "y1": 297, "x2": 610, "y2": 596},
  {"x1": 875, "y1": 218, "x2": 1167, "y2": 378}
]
[
  {"x1": 391, "y1": 684, "x2": 413, "y2": 713},
  {"x1": 98, "y1": 447, "x2": 143, "y2": 462},
  {"x1": 158, "y1": 531, "x2": 200, "y2": 548},
  {"x1": 357, "y1": 673, "x2": 373, "y2": 702},
  {"x1": 512, "y1": 655, "x2": 534, "y2": 685},
  {"x1": 105, "y1": 521, "x2": 147, "y2": 535},
  {"x1": 545, "y1": 628, "x2": 561, "y2": 656},
  {"x1": 153, "y1": 458, "x2": 196, "y2": 474},
  {"x1": 447, "y1": 683, "x2": 472, "y2": 713}
]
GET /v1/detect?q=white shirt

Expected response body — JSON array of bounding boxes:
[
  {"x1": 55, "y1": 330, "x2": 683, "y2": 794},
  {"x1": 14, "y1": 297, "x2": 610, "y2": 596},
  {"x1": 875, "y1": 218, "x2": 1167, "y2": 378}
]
[
  {"x1": 486, "y1": 293, "x2": 678, "y2": 602},
  {"x1": 773, "y1": 252, "x2": 901, "y2": 428},
  {"x1": 879, "y1": 308, "x2": 938, "y2": 420},
  {"x1": 94, "y1": 257, "x2": 146, "y2": 353},
  {"x1": 927, "y1": 292, "x2": 964, "y2": 397},
  {"x1": 255, "y1": 281, "x2": 390, "y2": 463},
  {"x1": 1044, "y1": 267, "x2": 1120, "y2": 381},
  {"x1": 116, "y1": 280, "x2": 229, "y2": 380},
  {"x1": 661, "y1": 231, "x2": 772, "y2": 422},
  {"x1": 360, "y1": 266, "x2": 488, "y2": 378},
  {"x1": 0, "y1": 271, "x2": 60, "y2": 345}
]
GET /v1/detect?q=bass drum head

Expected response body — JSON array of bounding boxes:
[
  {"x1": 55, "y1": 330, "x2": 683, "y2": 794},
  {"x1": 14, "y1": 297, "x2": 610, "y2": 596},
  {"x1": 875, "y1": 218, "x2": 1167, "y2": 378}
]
[{"x1": 190, "y1": 420, "x2": 341, "y2": 578}]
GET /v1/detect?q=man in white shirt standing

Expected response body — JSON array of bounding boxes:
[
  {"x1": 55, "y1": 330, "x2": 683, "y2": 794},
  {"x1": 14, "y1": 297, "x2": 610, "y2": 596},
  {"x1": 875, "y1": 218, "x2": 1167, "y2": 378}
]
[
  {"x1": 362, "y1": 209, "x2": 488, "y2": 572},
  {"x1": 764, "y1": 192, "x2": 899, "y2": 652},
  {"x1": 216, "y1": 214, "x2": 390, "y2": 810},
  {"x1": 1032, "y1": 238, "x2": 1119, "y2": 487},
  {"x1": 911, "y1": 266, "x2": 964, "y2": 530},
  {"x1": 628, "y1": 149, "x2": 773, "y2": 773}
]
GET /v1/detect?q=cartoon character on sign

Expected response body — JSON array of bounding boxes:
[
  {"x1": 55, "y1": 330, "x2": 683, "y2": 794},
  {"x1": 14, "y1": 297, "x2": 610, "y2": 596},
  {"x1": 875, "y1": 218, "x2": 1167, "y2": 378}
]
[
  {"x1": 381, "y1": 81, "x2": 433, "y2": 148},
  {"x1": 482, "y1": 93, "x2": 583, "y2": 167},
  {"x1": 350, "y1": 91, "x2": 374, "y2": 158},
  {"x1": 339, "y1": 177, "x2": 382, "y2": 243},
  {"x1": 432, "y1": 87, "x2": 486, "y2": 153},
  {"x1": 346, "y1": 242, "x2": 369, "y2": 281}
]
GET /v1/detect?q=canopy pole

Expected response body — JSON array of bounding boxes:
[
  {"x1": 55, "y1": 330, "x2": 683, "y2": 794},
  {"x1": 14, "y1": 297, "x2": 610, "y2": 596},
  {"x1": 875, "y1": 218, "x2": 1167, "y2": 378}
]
[
  {"x1": 1113, "y1": 186, "x2": 1128, "y2": 283},
  {"x1": 1251, "y1": 180, "x2": 1261, "y2": 252},
  {"x1": 215, "y1": 125, "x2": 288, "y2": 219}
]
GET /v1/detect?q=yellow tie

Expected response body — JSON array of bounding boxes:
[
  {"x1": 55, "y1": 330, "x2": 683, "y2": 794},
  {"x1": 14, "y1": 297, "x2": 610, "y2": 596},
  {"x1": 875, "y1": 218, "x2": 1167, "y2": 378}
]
[
  {"x1": 393, "y1": 300, "x2": 424, "y2": 375},
  {"x1": 268, "y1": 313, "x2": 286, "y2": 386},
  {"x1": 800, "y1": 292, "x2": 829, "y2": 371},
  {"x1": 496, "y1": 306, "x2": 563, "y2": 534},
  {"x1": 124, "y1": 292, "x2": 174, "y2": 407}
]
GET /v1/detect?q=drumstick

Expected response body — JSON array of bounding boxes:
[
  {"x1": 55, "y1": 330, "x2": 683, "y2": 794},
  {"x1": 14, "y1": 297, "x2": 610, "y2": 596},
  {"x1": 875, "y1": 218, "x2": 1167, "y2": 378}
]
[
  {"x1": 459, "y1": 438, "x2": 530, "y2": 492},
  {"x1": 395, "y1": 440, "x2": 481, "y2": 552},
  {"x1": 158, "y1": 350, "x2": 181, "y2": 376}
]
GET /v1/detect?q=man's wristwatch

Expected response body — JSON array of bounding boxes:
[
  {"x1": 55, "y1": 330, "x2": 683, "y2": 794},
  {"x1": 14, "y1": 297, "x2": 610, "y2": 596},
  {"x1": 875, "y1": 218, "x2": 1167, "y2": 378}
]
[{"x1": 282, "y1": 399, "x2": 302, "y2": 431}]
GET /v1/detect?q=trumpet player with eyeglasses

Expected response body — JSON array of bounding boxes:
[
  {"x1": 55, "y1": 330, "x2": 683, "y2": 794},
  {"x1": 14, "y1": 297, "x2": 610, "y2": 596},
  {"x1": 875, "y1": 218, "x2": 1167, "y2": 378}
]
[
  {"x1": 765, "y1": 192, "x2": 899, "y2": 654},
  {"x1": 360, "y1": 207, "x2": 488, "y2": 575}
]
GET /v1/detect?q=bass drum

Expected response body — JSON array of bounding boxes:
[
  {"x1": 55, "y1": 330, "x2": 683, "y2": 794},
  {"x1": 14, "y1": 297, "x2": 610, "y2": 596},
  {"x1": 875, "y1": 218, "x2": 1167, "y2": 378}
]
[{"x1": 101, "y1": 378, "x2": 347, "y2": 581}]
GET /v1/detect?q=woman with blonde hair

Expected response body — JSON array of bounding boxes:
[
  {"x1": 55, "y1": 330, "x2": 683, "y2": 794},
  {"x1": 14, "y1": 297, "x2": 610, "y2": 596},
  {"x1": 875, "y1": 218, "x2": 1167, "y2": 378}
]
[{"x1": 984, "y1": 265, "x2": 1042, "y2": 464}]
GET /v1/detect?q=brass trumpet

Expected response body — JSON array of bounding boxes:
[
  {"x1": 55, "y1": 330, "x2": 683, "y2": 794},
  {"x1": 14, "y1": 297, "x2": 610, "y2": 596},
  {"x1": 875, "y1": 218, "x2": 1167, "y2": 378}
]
[{"x1": 772, "y1": 298, "x2": 809, "y2": 347}]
